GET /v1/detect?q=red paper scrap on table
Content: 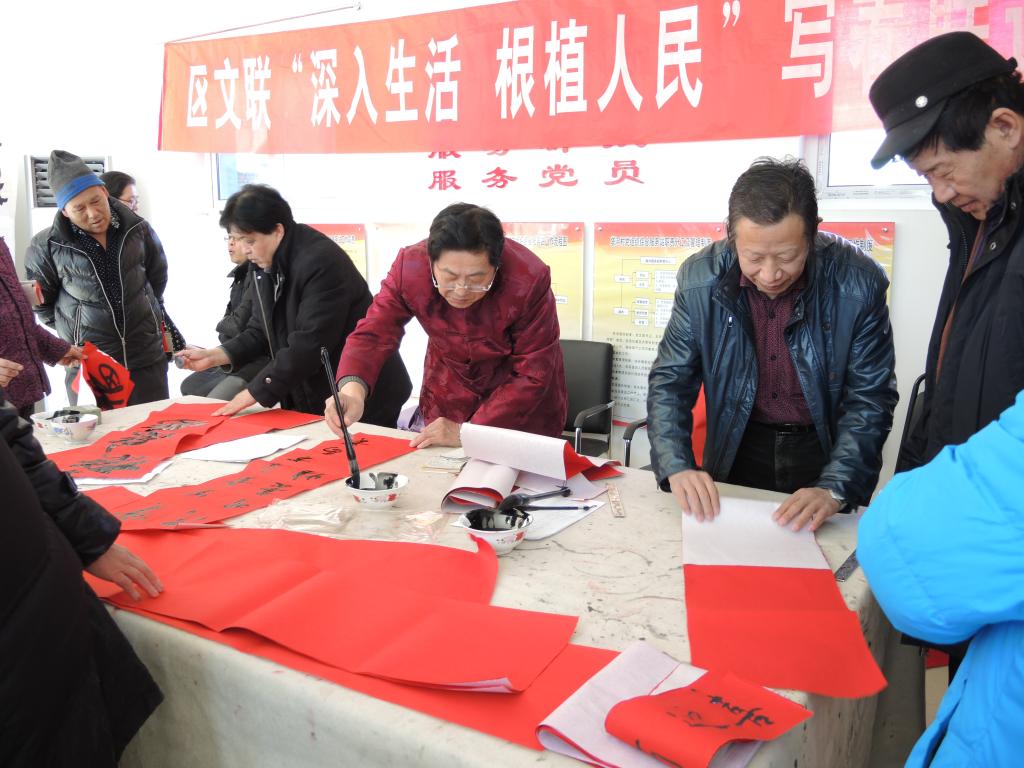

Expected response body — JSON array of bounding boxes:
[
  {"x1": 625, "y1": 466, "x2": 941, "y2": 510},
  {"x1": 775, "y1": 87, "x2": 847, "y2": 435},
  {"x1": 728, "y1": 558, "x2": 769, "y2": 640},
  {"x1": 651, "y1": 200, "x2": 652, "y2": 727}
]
[
  {"x1": 91, "y1": 528, "x2": 576, "y2": 691},
  {"x1": 605, "y1": 670, "x2": 813, "y2": 768},
  {"x1": 81, "y1": 340, "x2": 135, "y2": 409},
  {"x1": 52, "y1": 402, "x2": 228, "y2": 479},
  {"x1": 684, "y1": 565, "x2": 886, "y2": 699},
  {"x1": 95, "y1": 434, "x2": 415, "y2": 530}
]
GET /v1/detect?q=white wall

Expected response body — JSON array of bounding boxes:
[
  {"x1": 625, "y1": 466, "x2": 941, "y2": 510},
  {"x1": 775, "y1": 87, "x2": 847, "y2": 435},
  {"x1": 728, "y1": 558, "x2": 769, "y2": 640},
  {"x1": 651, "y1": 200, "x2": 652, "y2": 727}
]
[{"x1": 3, "y1": 1, "x2": 949, "y2": 485}]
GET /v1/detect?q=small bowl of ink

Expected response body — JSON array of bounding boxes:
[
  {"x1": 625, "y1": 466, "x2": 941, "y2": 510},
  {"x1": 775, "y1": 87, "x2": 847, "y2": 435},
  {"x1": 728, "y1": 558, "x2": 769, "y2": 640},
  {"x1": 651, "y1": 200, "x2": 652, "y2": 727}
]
[
  {"x1": 49, "y1": 412, "x2": 99, "y2": 443},
  {"x1": 457, "y1": 507, "x2": 532, "y2": 555},
  {"x1": 345, "y1": 471, "x2": 409, "y2": 509}
]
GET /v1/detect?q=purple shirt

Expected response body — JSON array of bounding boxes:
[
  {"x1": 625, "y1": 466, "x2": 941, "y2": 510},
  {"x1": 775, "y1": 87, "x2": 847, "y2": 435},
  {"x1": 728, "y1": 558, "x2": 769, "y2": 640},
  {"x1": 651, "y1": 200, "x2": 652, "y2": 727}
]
[
  {"x1": 0, "y1": 237, "x2": 70, "y2": 409},
  {"x1": 741, "y1": 271, "x2": 813, "y2": 425}
]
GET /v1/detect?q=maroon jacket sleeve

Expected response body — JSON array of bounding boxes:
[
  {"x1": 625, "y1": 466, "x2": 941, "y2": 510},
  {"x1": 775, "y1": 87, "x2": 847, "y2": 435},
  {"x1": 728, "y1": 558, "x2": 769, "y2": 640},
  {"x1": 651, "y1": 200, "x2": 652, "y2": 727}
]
[
  {"x1": 32, "y1": 323, "x2": 71, "y2": 366},
  {"x1": 469, "y1": 267, "x2": 566, "y2": 435},
  {"x1": 335, "y1": 249, "x2": 415, "y2": 392}
]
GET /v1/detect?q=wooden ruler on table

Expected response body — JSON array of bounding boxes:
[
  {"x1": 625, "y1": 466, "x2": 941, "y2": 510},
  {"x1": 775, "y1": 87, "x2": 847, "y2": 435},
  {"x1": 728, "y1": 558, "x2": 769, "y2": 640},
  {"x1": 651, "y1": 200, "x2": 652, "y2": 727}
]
[{"x1": 605, "y1": 483, "x2": 625, "y2": 518}]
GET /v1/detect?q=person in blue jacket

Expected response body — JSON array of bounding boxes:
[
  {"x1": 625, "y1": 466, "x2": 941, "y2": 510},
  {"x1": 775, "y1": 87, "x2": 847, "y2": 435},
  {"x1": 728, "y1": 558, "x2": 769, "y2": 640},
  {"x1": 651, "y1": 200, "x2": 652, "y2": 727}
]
[{"x1": 859, "y1": 390, "x2": 1024, "y2": 768}]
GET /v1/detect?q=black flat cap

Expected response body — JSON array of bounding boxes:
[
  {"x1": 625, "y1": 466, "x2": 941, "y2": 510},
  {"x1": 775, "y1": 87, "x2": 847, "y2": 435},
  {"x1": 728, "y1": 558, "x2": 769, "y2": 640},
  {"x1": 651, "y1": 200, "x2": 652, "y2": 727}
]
[{"x1": 869, "y1": 32, "x2": 1017, "y2": 169}]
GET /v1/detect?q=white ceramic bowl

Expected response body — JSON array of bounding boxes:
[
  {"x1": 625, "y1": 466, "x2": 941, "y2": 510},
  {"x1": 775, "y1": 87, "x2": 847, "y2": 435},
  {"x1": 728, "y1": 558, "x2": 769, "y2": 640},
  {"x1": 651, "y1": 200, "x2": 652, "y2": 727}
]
[
  {"x1": 49, "y1": 412, "x2": 99, "y2": 443},
  {"x1": 458, "y1": 508, "x2": 532, "y2": 555},
  {"x1": 345, "y1": 471, "x2": 409, "y2": 509}
]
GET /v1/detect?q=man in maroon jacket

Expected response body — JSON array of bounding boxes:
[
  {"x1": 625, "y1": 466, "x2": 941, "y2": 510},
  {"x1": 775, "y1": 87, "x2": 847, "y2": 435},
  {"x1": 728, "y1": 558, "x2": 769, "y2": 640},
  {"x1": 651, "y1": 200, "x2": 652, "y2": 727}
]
[{"x1": 327, "y1": 203, "x2": 566, "y2": 448}]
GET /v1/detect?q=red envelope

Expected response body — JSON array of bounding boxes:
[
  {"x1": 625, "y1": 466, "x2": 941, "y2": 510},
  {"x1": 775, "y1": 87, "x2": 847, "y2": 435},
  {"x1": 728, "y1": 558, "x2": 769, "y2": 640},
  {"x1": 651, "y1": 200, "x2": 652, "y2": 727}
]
[{"x1": 81, "y1": 340, "x2": 134, "y2": 409}]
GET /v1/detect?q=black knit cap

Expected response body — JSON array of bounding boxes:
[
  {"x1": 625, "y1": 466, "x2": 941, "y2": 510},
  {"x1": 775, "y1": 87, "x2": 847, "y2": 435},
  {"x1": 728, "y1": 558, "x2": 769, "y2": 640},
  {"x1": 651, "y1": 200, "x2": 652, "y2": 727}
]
[{"x1": 869, "y1": 32, "x2": 1017, "y2": 169}]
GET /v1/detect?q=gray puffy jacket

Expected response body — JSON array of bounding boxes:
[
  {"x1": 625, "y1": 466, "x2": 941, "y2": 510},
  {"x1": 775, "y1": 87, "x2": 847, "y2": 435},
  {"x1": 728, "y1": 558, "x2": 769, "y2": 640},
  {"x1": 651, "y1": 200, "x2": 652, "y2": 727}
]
[{"x1": 25, "y1": 200, "x2": 168, "y2": 371}]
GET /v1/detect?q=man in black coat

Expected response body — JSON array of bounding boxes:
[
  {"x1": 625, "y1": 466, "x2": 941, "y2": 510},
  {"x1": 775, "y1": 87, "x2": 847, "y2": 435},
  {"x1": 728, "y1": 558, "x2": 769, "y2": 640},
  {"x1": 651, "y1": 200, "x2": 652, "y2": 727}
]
[
  {"x1": 0, "y1": 391, "x2": 163, "y2": 766},
  {"x1": 178, "y1": 184, "x2": 412, "y2": 424},
  {"x1": 871, "y1": 32, "x2": 1024, "y2": 470}
]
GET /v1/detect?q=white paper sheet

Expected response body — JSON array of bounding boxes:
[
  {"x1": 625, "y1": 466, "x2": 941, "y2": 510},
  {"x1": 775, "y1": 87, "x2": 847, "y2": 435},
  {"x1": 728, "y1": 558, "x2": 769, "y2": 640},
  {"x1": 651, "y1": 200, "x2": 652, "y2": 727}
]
[
  {"x1": 523, "y1": 502, "x2": 604, "y2": 540},
  {"x1": 516, "y1": 470, "x2": 605, "y2": 501},
  {"x1": 460, "y1": 423, "x2": 618, "y2": 480},
  {"x1": 681, "y1": 496, "x2": 830, "y2": 570},
  {"x1": 75, "y1": 460, "x2": 173, "y2": 485},
  {"x1": 537, "y1": 641, "x2": 760, "y2": 768},
  {"x1": 177, "y1": 433, "x2": 307, "y2": 463}
]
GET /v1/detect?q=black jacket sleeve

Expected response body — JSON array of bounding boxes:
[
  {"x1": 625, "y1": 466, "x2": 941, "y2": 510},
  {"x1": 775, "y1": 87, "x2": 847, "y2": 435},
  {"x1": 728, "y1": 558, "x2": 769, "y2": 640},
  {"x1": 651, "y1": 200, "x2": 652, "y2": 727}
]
[{"x1": 0, "y1": 391, "x2": 120, "y2": 566}]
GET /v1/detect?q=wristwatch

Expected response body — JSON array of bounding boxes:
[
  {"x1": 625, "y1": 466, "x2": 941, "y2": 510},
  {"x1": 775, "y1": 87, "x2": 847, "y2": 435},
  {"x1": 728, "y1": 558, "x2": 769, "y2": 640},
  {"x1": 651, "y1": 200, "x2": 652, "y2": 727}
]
[{"x1": 825, "y1": 488, "x2": 851, "y2": 513}]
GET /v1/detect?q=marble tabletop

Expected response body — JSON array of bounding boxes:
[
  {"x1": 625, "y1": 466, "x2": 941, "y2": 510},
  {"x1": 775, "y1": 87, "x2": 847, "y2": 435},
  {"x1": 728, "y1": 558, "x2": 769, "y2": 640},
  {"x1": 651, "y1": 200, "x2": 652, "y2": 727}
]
[{"x1": 36, "y1": 397, "x2": 884, "y2": 768}]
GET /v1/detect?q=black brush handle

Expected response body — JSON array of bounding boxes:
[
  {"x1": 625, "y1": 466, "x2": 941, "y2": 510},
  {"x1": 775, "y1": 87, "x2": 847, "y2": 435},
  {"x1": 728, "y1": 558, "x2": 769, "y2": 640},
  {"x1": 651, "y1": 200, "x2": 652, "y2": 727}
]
[{"x1": 320, "y1": 346, "x2": 361, "y2": 483}]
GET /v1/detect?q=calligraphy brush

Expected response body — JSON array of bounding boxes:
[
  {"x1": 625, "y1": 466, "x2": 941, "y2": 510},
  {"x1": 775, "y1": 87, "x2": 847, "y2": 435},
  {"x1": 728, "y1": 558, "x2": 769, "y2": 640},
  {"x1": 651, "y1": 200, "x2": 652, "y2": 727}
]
[{"x1": 320, "y1": 346, "x2": 361, "y2": 489}]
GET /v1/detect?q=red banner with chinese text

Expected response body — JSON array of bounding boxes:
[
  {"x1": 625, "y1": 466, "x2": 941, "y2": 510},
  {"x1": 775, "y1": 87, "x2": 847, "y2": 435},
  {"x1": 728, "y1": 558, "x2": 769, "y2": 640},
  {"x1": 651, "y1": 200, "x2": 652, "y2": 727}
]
[
  {"x1": 161, "y1": 0, "x2": 1024, "y2": 155},
  {"x1": 161, "y1": 0, "x2": 838, "y2": 154}
]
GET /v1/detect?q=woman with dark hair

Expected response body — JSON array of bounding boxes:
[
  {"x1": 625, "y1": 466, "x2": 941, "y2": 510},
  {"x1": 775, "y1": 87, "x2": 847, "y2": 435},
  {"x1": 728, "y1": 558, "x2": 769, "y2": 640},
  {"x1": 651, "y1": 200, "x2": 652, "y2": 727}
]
[
  {"x1": 98, "y1": 169, "x2": 187, "y2": 359},
  {"x1": 178, "y1": 184, "x2": 411, "y2": 423}
]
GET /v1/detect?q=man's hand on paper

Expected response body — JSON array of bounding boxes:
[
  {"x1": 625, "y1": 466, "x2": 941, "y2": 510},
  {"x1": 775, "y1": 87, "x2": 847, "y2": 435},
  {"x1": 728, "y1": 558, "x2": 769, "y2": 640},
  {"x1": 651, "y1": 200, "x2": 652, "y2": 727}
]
[
  {"x1": 410, "y1": 417, "x2": 462, "y2": 449},
  {"x1": 86, "y1": 543, "x2": 164, "y2": 602},
  {"x1": 668, "y1": 469, "x2": 720, "y2": 521},
  {"x1": 176, "y1": 345, "x2": 229, "y2": 372},
  {"x1": 324, "y1": 381, "x2": 366, "y2": 436},
  {"x1": 213, "y1": 388, "x2": 257, "y2": 416},
  {"x1": 772, "y1": 487, "x2": 841, "y2": 532}
]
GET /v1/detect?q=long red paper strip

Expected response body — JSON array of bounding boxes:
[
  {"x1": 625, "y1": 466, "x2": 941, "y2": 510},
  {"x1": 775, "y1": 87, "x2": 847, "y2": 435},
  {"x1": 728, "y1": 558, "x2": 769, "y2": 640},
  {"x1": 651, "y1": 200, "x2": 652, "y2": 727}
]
[
  {"x1": 92, "y1": 528, "x2": 576, "y2": 692},
  {"x1": 53, "y1": 403, "x2": 323, "y2": 479},
  {"x1": 81, "y1": 340, "x2": 135, "y2": 409},
  {"x1": 684, "y1": 565, "x2": 886, "y2": 699},
  {"x1": 605, "y1": 669, "x2": 812, "y2": 768},
  {"x1": 96, "y1": 434, "x2": 416, "y2": 530},
  {"x1": 111, "y1": 601, "x2": 617, "y2": 751},
  {"x1": 52, "y1": 402, "x2": 228, "y2": 478}
]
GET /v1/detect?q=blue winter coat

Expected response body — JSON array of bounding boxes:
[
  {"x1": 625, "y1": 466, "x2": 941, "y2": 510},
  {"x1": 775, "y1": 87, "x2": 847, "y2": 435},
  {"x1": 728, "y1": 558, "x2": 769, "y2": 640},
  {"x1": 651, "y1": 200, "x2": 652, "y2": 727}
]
[
  {"x1": 859, "y1": 390, "x2": 1024, "y2": 767},
  {"x1": 647, "y1": 233, "x2": 898, "y2": 506}
]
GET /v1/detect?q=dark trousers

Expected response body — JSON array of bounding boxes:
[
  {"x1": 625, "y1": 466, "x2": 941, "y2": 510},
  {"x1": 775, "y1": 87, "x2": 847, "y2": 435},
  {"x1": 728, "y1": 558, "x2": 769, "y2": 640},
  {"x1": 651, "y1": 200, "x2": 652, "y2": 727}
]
[
  {"x1": 726, "y1": 420, "x2": 826, "y2": 494},
  {"x1": 126, "y1": 360, "x2": 169, "y2": 407}
]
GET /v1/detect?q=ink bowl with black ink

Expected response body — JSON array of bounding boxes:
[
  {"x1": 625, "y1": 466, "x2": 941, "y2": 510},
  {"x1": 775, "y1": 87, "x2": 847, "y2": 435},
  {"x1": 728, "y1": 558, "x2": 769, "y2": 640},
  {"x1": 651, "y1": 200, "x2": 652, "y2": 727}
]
[
  {"x1": 49, "y1": 412, "x2": 100, "y2": 443},
  {"x1": 453, "y1": 507, "x2": 533, "y2": 555},
  {"x1": 345, "y1": 471, "x2": 409, "y2": 509}
]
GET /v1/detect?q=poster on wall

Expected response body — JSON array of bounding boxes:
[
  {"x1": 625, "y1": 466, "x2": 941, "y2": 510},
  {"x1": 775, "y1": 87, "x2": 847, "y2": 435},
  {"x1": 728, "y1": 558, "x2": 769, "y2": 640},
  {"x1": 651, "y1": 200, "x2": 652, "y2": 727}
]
[
  {"x1": 505, "y1": 222, "x2": 584, "y2": 339},
  {"x1": 592, "y1": 222, "x2": 723, "y2": 421},
  {"x1": 820, "y1": 221, "x2": 895, "y2": 284},
  {"x1": 308, "y1": 223, "x2": 368, "y2": 281}
]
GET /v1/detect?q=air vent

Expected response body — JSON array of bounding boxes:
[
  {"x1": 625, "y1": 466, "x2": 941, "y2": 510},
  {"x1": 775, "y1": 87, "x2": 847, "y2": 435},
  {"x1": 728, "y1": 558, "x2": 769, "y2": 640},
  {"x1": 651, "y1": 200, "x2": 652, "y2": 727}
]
[{"x1": 30, "y1": 155, "x2": 106, "y2": 208}]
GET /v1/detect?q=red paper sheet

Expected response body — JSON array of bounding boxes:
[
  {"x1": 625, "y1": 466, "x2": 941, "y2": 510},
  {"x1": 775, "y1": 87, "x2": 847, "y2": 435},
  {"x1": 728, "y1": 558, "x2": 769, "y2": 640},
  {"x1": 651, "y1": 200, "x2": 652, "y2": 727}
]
[
  {"x1": 684, "y1": 565, "x2": 886, "y2": 699},
  {"x1": 90, "y1": 434, "x2": 415, "y2": 530},
  {"x1": 83, "y1": 486, "x2": 143, "y2": 509},
  {"x1": 81, "y1": 340, "x2": 135, "y2": 409},
  {"x1": 107, "y1": 599, "x2": 617, "y2": 751},
  {"x1": 93, "y1": 528, "x2": 576, "y2": 691},
  {"x1": 605, "y1": 669, "x2": 812, "y2": 768}
]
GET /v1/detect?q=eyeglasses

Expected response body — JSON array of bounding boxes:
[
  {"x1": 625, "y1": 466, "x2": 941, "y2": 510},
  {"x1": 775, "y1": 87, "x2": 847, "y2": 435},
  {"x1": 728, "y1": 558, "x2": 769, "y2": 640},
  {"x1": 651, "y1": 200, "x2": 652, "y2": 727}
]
[
  {"x1": 120, "y1": 196, "x2": 140, "y2": 209},
  {"x1": 224, "y1": 235, "x2": 256, "y2": 247},
  {"x1": 430, "y1": 265, "x2": 499, "y2": 293}
]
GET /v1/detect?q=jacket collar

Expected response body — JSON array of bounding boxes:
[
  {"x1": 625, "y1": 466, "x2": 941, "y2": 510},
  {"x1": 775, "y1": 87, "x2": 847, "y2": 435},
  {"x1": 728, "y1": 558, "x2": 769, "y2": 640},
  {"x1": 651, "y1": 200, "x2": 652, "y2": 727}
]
[{"x1": 50, "y1": 196, "x2": 144, "y2": 244}]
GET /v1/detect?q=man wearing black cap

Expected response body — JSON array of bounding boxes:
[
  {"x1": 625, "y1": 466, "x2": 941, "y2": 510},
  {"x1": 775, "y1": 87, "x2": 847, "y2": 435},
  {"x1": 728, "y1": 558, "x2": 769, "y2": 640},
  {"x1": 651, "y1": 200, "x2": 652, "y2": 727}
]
[
  {"x1": 25, "y1": 151, "x2": 172, "y2": 405},
  {"x1": 870, "y1": 32, "x2": 1024, "y2": 471}
]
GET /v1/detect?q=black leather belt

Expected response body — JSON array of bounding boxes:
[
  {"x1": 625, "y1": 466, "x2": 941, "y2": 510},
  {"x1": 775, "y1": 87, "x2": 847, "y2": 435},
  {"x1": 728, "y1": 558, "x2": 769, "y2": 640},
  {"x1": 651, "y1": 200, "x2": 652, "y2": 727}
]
[{"x1": 750, "y1": 421, "x2": 816, "y2": 434}]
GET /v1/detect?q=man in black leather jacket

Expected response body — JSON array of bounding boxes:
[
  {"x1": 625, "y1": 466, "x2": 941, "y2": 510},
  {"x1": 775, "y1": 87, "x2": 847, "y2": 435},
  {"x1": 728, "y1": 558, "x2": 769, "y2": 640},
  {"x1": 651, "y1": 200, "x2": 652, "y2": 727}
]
[{"x1": 647, "y1": 158, "x2": 898, "y2": 532}]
